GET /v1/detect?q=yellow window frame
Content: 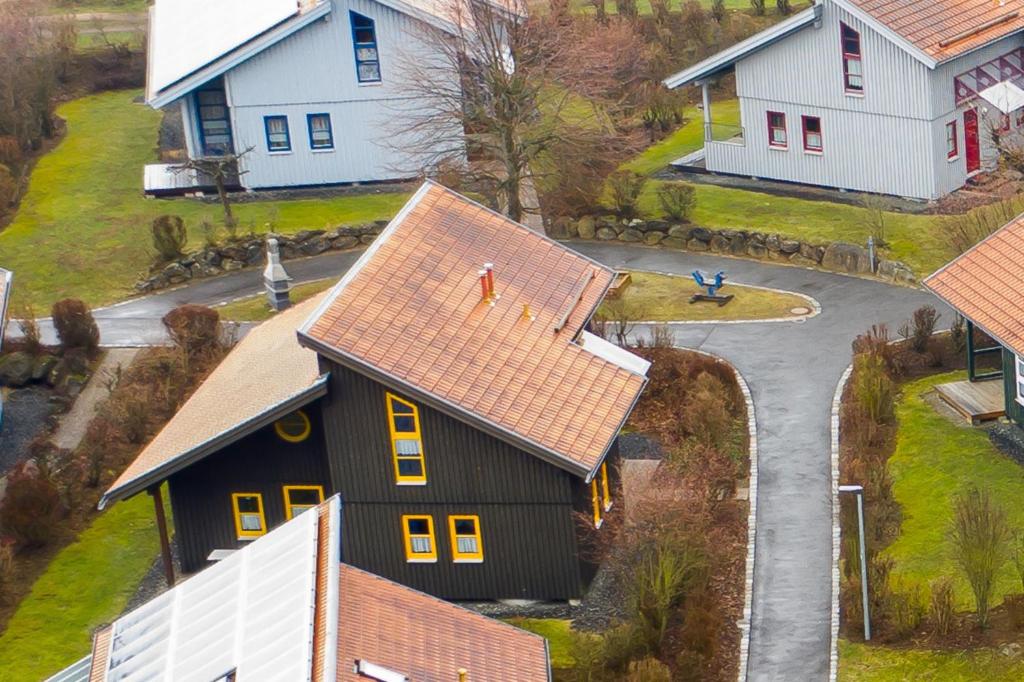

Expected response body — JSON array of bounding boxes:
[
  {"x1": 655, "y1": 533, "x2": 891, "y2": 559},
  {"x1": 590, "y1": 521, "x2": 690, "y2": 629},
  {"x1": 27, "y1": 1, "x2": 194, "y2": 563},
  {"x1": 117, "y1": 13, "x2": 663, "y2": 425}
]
[
  {"x1": 282, "y1": 485, "x2": 324, "y2": 520},
  {"x1": 449, "y1": 515, "x2": 484, "y2": 562},
  {"x1": 386, "y1": 392, "x2": 426, "y2": 485},
  {"x1": 601, "y1": 462, "x2": 613, "y2": 511},
  {"x1": 274, "y1": 409, "x2": 312, "y2": 443},
  {"x1": 402, "y1": 514, "x2": 437, "y2": 563},
  {"x1": 231, "y1": 492, "x2": 267, "y2": 540},
  {"x1": 591, "y1": 480, "x2": 602, "y2": 529}
]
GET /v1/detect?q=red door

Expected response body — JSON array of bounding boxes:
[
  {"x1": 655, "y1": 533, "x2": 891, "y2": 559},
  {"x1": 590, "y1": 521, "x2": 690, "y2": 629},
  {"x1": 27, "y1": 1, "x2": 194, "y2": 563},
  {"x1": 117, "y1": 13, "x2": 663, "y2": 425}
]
[{"x1": 964, "y1": 108, "x2": 981, "y2": 173}]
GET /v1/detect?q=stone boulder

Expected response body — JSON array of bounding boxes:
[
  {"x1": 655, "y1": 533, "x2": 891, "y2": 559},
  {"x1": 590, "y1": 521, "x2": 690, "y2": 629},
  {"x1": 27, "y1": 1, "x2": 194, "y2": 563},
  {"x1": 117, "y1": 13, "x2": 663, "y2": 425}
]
[
  {"x1": 644, "y1": 231, "x2": 666, "y2": 246},
  {"x1": 668, "y1": 225, "x2": 692, "y2": 239},
  {"x1": 31, "y1": 355, "x2": 59, "y2": 382},
  {"x1": 596, "y1": 227, "x2": 618, "y2": 241},
  {"x1": 780, "y1": 239, "x2": 801, "y2": 255},
  {"x1": 577, "y1": 216, "x2": 596, "y2": 240},
  {"x1": 822, "y1": 242, "x2": 872, "y2": 274},
  {"x1": 728, "y1": 234, "x2": 748, "y2": 256},
  {"x1": 662, "y1": 237, "x2": 687, "y2": 250},
  {"x1": 619, "y1": 228, "x2": 644, "y2": 243},
  {"x1": 877, "y1": 259, "x2": 916, "y2": 283},
  {"x1": 709, "y1": 234, "x2": 730, "y2": 253},
  {"x1": 687, "y1": 238, "x2": 709, "y2": 252},
  {"x1": 547, "y1": 217, "x2": 572, "y2": 240},
  {"x1": 747, "y1": 243, "x2": 767, "y2": 258},
  {"x1": 0, "y1": 352, "x2": 34, "y2": 387},
  {"x1": 331, "y1": 235, "x2": 359, "y2": 250},
  {"x1": 690, "y1": 227, "x2": 713, "y2": 243}
]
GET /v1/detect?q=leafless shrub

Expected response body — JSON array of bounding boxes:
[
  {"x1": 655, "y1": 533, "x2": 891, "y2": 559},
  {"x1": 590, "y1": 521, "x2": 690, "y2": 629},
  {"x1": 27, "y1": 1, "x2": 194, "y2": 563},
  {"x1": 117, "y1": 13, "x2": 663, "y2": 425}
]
[
  {"x1": 938, "y1": 195, "x2": 1024, "y2": 255},
  {"x1": 950, "y1": 487, "x2": 1011, "y2": 629},
  {"x1": 929, "y1": 577, "x2": 956, "y2": 636}
]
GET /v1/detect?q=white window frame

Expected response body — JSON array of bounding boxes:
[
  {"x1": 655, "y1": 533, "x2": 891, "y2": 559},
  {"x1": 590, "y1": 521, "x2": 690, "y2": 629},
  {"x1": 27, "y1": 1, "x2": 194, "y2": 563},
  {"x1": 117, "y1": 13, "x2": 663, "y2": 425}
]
[{"x1": 1016, "y1": 353, "x2": 1024, "y2": 407}]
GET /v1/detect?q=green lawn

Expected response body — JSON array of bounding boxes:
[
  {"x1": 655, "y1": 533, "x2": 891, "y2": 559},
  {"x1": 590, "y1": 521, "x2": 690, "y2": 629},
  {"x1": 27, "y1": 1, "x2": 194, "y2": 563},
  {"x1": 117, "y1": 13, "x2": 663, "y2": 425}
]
[
  {"x1": 52, "y1": 0, "x2": 148, "y2": 13},
  {"x1": 75, "y1": 30, "x2": 144, "y2": 50},
  {"x1": 597, "y1": 270, "x2": 810, "y2": 321},
  {"x1": 566, "y1": 0, "x2": 755, "y2": 14},
  {"x1": 0, "y1": 494, "x2": 162, "y2": 681},
  {"x1": 883, "y1": 372, "x2": 1024, "y2": 609},
  {"x1": 215, "y1": 278, "x2": 336, "y2": 322},
  {"x1": 623, "y1": 100, "x2": 741, "y2": 176},
  {"x1": 839, "y1": 640, "x2": 1024, "y2": 681},
  {"x1": 505, "y1": 618, "x2": 575, "y2": 669},
  {"x1": 0, "y1": 90, "x2": 409, "y2": 311}
]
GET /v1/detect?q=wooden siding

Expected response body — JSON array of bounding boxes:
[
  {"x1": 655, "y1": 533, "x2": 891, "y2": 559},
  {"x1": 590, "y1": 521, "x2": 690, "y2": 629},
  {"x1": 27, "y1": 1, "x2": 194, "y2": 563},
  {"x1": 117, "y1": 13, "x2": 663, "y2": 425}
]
[
  {"x1": 222, "y1": 0, "x2": 458, "y2": 188},
  {"x1": 318, "y1": 360, "x2": 578, "y2": 505},
  {"x1": 1003, "y1": 348, "x2": 1024, "y2": 426},
  {"x1": 341, "y1": 502, "x2": 584, "y2": 599},
  {"x1": 708, "y1": 0, "x2": 1024, "y2": 199},
  {"x1": 169, "y1": 401, "x2": 332, "y2": 573}
]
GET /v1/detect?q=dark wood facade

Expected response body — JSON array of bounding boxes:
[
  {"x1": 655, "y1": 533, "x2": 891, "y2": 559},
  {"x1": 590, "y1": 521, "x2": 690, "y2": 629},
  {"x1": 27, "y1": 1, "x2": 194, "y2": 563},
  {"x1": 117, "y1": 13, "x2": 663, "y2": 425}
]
[
  {"x1": 168, "y1": 401, "x2": 332, "y2": 572},
  {"x1": 1003, "y1": 348, "x2": 1024, "y2": 427},
  {"x1": 165, "y1": 358, "x2": 619, "y2": 599}
]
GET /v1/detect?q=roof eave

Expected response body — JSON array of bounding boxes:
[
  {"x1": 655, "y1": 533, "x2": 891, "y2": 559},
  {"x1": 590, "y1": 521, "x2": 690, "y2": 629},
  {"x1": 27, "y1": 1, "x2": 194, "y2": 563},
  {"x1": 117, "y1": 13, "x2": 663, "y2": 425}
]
[
  {"x1": 99, "y1": 377, "x2": 329, "y2": 509},
  {"x1": 299, "y1": 333, "x2": 595, "y2": 479},
  {"x1": 147, "y1": 2, "x2": 332, "y2": 109},
  {"x1": 663, "y1": 4, "x2": 823, "y2": 88}
]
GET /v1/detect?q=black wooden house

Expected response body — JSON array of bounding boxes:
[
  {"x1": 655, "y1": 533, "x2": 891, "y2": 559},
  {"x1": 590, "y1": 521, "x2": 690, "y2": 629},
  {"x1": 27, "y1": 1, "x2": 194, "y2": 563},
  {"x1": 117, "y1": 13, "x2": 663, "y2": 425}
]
[{"x1": 102, "y1": 183, "x2": 649, "y2": 601}]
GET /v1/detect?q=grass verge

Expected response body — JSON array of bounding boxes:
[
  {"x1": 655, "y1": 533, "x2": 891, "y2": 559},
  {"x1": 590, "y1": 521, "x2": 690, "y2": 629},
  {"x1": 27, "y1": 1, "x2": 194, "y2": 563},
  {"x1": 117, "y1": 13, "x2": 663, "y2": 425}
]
[
  {"x1": 884, "y1": 371, "x2": 1024, "y2": 609},
  {"x1": 0, "y1": 90, "x2": 408, "y2": 311},
  {"x1": 597, "y1": 271, "x2": 811, "y2": 322},
  {"x1": 623, "y1": 100, "x2": 741, "y2": 176},
  {"x1": 505, "y1": 618, "x2": 575, "y2": 669},
  {"x1": 215, "y1": 278, "x2": 336, "y2": 322},
  {"x1": 838, "y1": 639, "x2": 1024, "y2": 680},
  {"x1": 0, "y1": 493, "x2": 163, "y2": 681}
]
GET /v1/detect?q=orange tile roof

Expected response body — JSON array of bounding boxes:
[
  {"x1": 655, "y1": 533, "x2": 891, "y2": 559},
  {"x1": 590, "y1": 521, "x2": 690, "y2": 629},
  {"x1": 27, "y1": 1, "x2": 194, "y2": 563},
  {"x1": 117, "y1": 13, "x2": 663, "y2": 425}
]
[
  {"x1": 301, "y1": 182, "x2": 647, "y2": 477},
  {"x1": 847, "y1": 0, "x2": 1024, "y2": 62},
  {"x1": 102, "y1": 293, "x2": 329, "y2": 506},
  {"x1": 336, "y1": 564, "x2": 550, "y2": 682},
  {"x1": 925, "y1": 214, "x2": 1024, "y2": 355}
]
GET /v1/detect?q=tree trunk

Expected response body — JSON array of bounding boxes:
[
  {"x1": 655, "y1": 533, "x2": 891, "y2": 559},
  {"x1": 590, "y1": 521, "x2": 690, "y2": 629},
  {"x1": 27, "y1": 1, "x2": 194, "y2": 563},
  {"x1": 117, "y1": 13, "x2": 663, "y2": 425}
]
[{"x1": 215, "y1": 173, "x2": 235, "y2": 227}]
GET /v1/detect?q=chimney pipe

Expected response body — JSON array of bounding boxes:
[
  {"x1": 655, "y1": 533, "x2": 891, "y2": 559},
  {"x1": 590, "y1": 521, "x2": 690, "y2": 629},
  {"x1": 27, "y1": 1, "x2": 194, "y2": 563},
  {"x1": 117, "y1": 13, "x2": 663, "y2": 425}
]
[
  {"x1": 484, "y1": 263, "x2": 496, "y2": 299},
  {"x1": 458, "y1": 669, "x2": 468, "y2": 682},
  {"x1": 479, "y1": 270, "x2": 489, "y2": 301}
]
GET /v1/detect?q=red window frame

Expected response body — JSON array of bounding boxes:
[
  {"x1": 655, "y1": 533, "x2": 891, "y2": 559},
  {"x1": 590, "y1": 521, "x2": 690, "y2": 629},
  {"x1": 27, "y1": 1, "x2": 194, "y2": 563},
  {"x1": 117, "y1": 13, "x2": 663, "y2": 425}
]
[
  {"x1": 946, "y1": 121, "x2": 958, "y2": 159},
  {"x1": 840, "y1": 22, "x2": 863, "y2": 94},
  {"x1": 802, "y1": 116, "x2": 823, "y2": 153},
  {"x1": 767, "y1": 111, "x2": 788, "y2": 148}
]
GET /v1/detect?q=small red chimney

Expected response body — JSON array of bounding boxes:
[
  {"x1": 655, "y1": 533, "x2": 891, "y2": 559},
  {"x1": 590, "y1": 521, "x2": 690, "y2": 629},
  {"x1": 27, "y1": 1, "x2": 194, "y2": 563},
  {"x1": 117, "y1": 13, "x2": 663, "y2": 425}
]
[
  {"x1": 484, "y1": 263, "x2": 495, "y2": 299},
  {"x1": 479, "y1": 269, "x2": 489, "y2": 301}
]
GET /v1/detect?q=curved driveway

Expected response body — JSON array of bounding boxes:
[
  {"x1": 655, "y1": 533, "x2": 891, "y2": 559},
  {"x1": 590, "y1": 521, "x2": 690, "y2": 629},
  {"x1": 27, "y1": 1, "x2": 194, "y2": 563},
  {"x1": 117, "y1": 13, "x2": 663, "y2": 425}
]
[
  {"x1": 572, "y1": 242, "x2": 946, "y2": 681},
  {"x1": 25, "y1": 242, "x2": 945, "y2": 679}
]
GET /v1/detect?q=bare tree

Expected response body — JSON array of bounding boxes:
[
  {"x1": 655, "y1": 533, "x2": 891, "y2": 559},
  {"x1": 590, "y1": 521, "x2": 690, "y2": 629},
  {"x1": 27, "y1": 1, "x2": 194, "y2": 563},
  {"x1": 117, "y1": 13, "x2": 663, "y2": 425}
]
[
  {"x1": 175, "y1": 147, "x2": 253, "y2": 230},
  {"x1": 389, "y1": 0, "x2": 635, "y2": 223},
  {"x1": 950, "y1": 487, "x2": 1011, "y2": 629}
]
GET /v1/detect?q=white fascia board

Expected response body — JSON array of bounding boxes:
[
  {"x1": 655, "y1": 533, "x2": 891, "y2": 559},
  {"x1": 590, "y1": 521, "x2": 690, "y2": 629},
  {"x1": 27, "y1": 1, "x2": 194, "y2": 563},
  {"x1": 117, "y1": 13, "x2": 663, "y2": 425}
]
[
  {"x1": 663, "y1": 4, "x2": 822, "y2": 88},
  {"x1": 147, "y1": 3, "x2": 332, "y2": 109},
  {"x1": 829, "y1": 0, "x2": 938, "y2": 69}
]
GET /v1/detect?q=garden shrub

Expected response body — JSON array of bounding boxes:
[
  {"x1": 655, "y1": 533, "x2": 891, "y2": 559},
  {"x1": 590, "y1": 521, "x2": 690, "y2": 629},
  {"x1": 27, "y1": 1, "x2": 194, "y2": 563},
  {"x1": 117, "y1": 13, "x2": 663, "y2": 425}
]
[
  {"x1": 951, "y1": 486, "x2": 1011, "y2": 629},
  {"x1": 929, "y1": 576, "x2": 956, "y2": 636},
  {"x1": 631, "y1": 534, "x2": 707, "y2": 652},
  {"x1": 750, "y1": 0, "x2": 765, "y2": 16},
  {"x1": 0, "y1": 539, "x2": 13, "y2": 603},
  {"x1": 607, "y1": 171, "x2": 647, "y2": 220},
  {"x1": 655, "y1": 183, "x2": 696, "y2": 222},
  {"x1": 151, "y1": 214, "x2": 188, "y2": 262},
  {"x1": 0, "y1": 464, "x2": 62, "y2": 549},
  {"x1": 950, "y1": 314, "x2": 967, "y2": 355},
  {"x1": 853, "y1": 353, "x2": 895, "y2": 425},
  {"x1": 900, "y1": 305, "x2": 940, "y2": 354},
  {"x1": 0, "y1": 163, "x2": 16, "y2": 209},
  {"x1": 162, "y1": 304, "x2": 222, "y2": 361},
  {"x1": 625, "y1": 658, "x2": 671, "y2": 682},
  {"x1": 51, "y1": 298, "x2": 100, "y2": 355}
]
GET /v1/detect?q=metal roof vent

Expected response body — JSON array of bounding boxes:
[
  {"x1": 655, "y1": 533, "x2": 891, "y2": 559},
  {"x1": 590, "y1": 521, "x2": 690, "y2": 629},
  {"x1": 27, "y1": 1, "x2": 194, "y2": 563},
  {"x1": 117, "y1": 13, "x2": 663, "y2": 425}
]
[{"x1": 355, "y1": 660, "x2": 409, "y2": 682}]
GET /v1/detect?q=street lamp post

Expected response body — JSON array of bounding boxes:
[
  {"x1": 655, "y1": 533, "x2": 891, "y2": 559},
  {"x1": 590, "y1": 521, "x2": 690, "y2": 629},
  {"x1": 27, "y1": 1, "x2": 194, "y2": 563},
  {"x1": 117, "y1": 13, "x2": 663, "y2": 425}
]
[{"x1": 839, "y1": 484, "x2": 871, "y2": 641}]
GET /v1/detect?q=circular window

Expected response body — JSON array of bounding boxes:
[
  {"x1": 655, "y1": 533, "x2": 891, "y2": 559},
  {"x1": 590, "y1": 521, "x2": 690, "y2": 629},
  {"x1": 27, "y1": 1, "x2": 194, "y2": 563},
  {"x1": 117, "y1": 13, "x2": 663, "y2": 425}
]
[{"x1": 275, "y1": 410, "x2": 311, "y2": 443}]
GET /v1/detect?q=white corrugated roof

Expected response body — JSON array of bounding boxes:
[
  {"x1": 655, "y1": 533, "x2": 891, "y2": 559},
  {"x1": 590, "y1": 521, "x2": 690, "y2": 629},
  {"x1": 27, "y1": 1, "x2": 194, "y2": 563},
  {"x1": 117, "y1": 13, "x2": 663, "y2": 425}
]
[
  {"x1": 148, "y1": 0, "x2": 310, "y2": 95},
  {"x1": 99, "y1": 507, "x2": 320, "y2": 682}
]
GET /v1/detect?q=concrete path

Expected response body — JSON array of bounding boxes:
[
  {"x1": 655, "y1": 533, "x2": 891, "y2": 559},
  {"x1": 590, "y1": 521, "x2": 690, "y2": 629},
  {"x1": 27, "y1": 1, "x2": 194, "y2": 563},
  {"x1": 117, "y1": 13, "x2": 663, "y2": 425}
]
[
  {"x1": 52, "y1": 348, "x2": 139, "y2": 450},
  {"x1": 10, "y1": 242, "x2": 947, "y2": 679},
  {"x1": 570, "y1": 242, "x2": 947, "y2": 681}
]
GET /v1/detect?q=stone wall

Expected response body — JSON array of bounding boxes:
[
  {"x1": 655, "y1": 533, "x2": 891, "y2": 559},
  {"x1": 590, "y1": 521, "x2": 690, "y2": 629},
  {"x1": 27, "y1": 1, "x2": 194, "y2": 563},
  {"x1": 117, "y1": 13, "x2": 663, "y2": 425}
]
[
  {"x1": 547, "y1": 216, "x2": 917, "y2": 284},
  {"x1": 134, "y1": 222, "x2": 388, "y2": 293}
]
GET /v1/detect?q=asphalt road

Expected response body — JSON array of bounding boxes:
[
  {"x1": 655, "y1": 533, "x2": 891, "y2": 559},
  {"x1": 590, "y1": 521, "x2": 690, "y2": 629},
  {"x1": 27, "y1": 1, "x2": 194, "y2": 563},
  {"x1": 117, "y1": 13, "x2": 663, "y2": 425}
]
[
  {"x1": 571, "y1": 242, "x2": 946, "y2": 681},
  {"x1": 14, "y1": 243, "x2": 948, "y2": 679}
]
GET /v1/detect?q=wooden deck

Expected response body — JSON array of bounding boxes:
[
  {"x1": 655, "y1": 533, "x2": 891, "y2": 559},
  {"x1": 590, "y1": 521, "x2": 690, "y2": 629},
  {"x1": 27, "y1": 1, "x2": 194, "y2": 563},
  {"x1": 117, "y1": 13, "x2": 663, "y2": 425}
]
[{"x1": 935, "y1": 379, "x2": 1005, "y2": 424}]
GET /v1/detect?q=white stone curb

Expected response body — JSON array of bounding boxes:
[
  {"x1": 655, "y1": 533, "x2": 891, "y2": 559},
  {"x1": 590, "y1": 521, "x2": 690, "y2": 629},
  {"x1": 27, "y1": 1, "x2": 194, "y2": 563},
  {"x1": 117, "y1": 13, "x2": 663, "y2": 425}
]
[
  {"x1": 732, "y1": 362, "x2": 758, "y2": 682},
  {"x1": 623, "y1": 269, "x2": 822, "y2": 326},
  {"x1": 829, "y1": 363, "x2": 854, "y2": 682}
]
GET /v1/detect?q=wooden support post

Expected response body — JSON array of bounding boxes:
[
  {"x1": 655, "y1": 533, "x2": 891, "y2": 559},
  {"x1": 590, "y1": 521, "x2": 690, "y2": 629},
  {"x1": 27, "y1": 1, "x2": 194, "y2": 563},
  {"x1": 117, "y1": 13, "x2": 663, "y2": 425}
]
[
  {"x1": 149, "y1": 486, "x2": 175, "y2": 588},
  {"x1": 967, "y1": 319, "x2": 977, "y2": 381},
  {"x1": 701, "y1": 81, "x2": 712, "y2": 140}
]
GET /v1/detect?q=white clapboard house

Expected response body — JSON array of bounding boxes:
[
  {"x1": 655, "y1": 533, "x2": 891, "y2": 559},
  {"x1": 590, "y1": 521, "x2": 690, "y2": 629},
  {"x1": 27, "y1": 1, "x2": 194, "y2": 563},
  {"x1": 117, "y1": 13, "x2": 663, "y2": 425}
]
[
  {"x1": 665, "y1": 0, "x2": 1024, "y2": 201},
  {"x1": 144, "y1": 0, "x2": 467, "y2": 194}
]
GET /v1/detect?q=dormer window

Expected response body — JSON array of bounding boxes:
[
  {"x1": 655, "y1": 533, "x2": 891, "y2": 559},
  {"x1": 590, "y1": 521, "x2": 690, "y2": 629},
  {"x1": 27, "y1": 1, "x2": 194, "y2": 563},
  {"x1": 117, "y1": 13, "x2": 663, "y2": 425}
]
[{"x1": 841, "y1": 23, "x2": 863, "y2": 94}]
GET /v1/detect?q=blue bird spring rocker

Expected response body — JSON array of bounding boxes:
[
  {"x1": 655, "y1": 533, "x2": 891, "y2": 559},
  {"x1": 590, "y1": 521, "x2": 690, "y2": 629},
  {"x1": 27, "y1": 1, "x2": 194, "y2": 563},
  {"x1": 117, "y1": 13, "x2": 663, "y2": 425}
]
[{"x1": 690, "y1": 270, "x2": 734, "y2": 306}]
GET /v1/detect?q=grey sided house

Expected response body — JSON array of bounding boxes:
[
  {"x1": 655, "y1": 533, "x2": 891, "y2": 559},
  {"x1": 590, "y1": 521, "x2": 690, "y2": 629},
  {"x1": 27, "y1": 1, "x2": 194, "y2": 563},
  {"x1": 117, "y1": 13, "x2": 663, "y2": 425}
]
[
  {"x1": 143, "y1": 0, "x2": 470, "y2": 195},
  {"x1": 0, "y1": 267, "x2": 12, "y2": 426},
  {"x1": 925, "y1": 213, "x2": 1024, "y2": 427},
  {"x1": 665, "y1": 0, "x2": 1024, "y2": 201},
  {"x1": 47, "y1": 498, "x2": 552, "y2": 682},
  {"x1": 100, "y1": 182, "x2": 649, "y2": 602}
]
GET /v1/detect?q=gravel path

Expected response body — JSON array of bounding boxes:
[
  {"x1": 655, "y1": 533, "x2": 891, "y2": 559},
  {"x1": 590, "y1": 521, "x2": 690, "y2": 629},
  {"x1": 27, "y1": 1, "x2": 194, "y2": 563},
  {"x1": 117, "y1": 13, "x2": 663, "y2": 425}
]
[{"x1": 0, "y1": 387, "x2": 52, "y2": 475}]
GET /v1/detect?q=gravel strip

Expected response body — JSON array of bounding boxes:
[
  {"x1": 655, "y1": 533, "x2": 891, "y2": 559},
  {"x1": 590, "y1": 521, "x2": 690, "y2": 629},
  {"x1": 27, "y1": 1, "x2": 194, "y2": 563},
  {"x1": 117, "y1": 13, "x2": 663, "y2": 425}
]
[{"x1": 0, "y1": 387, "x2": 53, "y2": 475}]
